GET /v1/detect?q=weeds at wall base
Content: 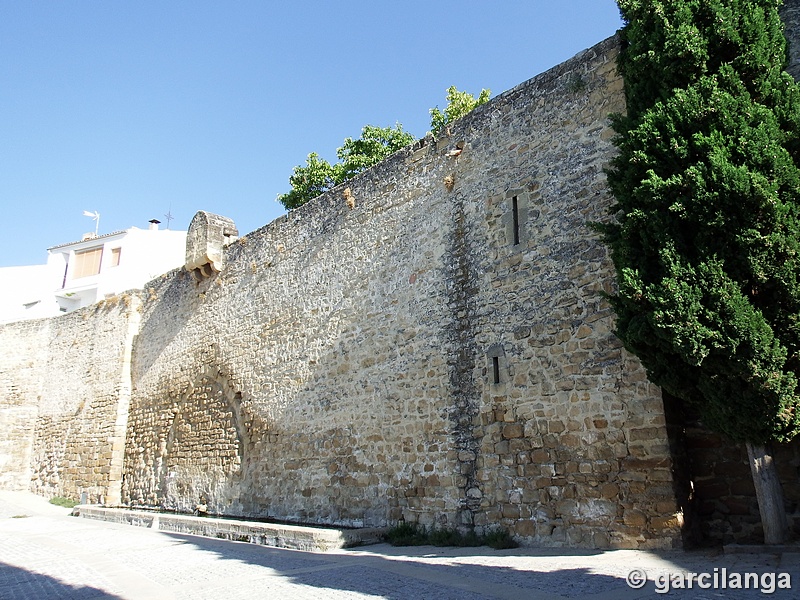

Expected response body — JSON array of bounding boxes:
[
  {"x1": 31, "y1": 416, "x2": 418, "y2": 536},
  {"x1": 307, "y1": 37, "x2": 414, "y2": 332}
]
[
  {"x1": 49, "y1": 496, "x2": 78, "y2": 508},
  {"x1": 385, "y1": 523, "x2": 518, "y2": 549}
]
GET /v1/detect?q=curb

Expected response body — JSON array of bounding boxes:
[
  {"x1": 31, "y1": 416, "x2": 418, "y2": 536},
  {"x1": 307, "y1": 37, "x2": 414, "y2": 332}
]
[{"x1": 72, "y1": 505, "x2": 386, "y2": 552}]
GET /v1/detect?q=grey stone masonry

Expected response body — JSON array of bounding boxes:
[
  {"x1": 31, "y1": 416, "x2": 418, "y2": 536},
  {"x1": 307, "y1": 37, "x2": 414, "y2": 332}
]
[
  {"x1": 116, "y1": 33, "x2": 679, "y2": 549},
  {"x1": 0, "y1": 33, "x2": 680, "y2": 551},
  {"x1": 3, "y1": 4, "x2": 800, "y2": 549},
  {"x1": 185, "y1": 210, "x2": 239, "y2": 281}
]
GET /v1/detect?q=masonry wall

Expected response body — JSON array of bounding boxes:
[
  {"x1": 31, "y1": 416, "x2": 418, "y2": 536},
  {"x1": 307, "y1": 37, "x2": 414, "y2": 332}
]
[
  {"x1": 0, "y1": 318, "x2": 48, "y2": 490},
  {"x1": 124, "y1": 142, "x2": 462, "y2": 529},
  {"x1": 682, "y1": 418, "x2": 800, "y2": 545},
  {"x1": 115, "y1": 35, "x2": 681, "y2": 549},
  {"x1": 0, "y1": 295, "x2": 140, "y2": 503},
  {"x1": 458, "y1": 43, "x2": 681, "y2": 549},
  {"x1": 5, "y1": 19, "x2": 800, "y2": 549}
]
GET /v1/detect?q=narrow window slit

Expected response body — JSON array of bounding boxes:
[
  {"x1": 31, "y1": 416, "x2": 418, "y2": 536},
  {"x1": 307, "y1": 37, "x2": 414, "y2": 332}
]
[
  {"x1": 492, "y1": 356, "x2": 501, "y2": 384},
  {"x1": 512, "y1": 196, "x2": 520, "y2": 245}
]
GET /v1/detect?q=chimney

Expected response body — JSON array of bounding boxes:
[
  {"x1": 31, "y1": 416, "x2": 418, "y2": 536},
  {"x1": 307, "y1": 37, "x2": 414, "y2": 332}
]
[{"x1": 149, "y1": 219, "x2": 161, "y2": 231}]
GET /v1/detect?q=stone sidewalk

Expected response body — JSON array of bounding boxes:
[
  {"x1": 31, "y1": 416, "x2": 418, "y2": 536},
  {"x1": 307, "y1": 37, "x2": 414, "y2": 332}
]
[{"x1": 1, "y1": 491, "x2": 798, "y2": 599}]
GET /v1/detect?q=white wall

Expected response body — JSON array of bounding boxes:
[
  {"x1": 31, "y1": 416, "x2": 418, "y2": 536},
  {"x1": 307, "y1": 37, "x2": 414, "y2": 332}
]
[
  {"x1": 95, "y1": 228, "x2": 186, "y2": 298},
  {"x1": 0, "y1": 265, "x2": 60, "y2": 323},
  {"x1": 0, "y1": 227, "x2": 187, "y2": 323}
]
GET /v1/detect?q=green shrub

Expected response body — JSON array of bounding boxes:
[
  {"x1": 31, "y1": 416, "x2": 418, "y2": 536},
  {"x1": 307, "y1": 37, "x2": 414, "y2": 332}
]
[
  {"x1": 385, "y1": 522, "x2": 516, "y2": 549},
  {"x1": 49, "y1": 496, "x2": 78, "y2": 508},
  {"x1": 385, "y1": 522, "x2": 428, "y2": 546},
  {"x1": 605, "y1": 0, "x2": 800, "y2": 446},
  {"x1": 484, "y1": 528, "x2": 519, "y2": 550},
  {"x1": 427, "y1": 527, "x2": 483, "y2": 547}
]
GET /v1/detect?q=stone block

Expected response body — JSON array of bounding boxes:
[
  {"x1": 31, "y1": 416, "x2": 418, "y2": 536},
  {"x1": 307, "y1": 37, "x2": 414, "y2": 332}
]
[
  {"x1": 514, "y1": 519, "x2": 536, "y2": 537},
  {"x1": 185, "y1": 211, "x2": 238, "y2": 280},
  {"x1": 560, "y1": 434, "x2": 581, "y2": 448},
  {"x1": 502, "y1": 424, "x2": 524, "y2": 439},
  {"x1": 722, "y1": 497, "x2": 755, "y2": 515},
  {"x1": 650, "y1": 514, "x2": 683, "y2": 530},
  {"x1": 729, "y1": 479, "x2": 756, "y2": 496},
  {"x1": 592, "y1": 531, "x2": 611, "y2": 548},
  {"x1": 623, "y1": 509, "x2": 647, "y2": 528}
]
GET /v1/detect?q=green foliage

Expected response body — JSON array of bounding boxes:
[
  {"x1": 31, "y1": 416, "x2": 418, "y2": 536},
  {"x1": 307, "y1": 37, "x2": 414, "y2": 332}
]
[
  {"x1": 278, "y1": 85, "x2": 490, "y2": 209},
  {"x1": 385, "y1": 522, "x2": 429, "y2": 545},
  {"x1": 616, "y1": 0, "x2": 792, "y2": 120},
  {"x1": 49, "y1": 496, "x2": 78, "y2": 508},
  {"x1": 429, "y1": 85, "x2": 491, "y2": 137},
  {"x1": 384, "y1": 522, "x2": 517, "y2": 548},
  {"x1": 336, "y1": 124, "x2": 415, "y2": 182},
  {"x1": 277, "y1": 152, "x2": 340, "y2": 211},
  {"x1": 603, "y1": 0, "x2": 800, "y2": 444},
  {"x1": 566, "y1": 73, "x2": 587, "y2": 94},
  {"x1": 277, "y1": 124, "x2": 414, "y2": 210},
  {"x1": 427, "y1": 527, "x2": 483, "y2": 547},
  {"x1": 483, "y1": 527, "x2": 519, "y2": 549}
]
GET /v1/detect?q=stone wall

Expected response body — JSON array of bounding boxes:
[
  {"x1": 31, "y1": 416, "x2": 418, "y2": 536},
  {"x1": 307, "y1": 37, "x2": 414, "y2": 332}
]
[
  {"x1": 450, "y1": 41, "x2": 680, "y2": 549},
  {"x1": 123, "y1": 158, "x2": 461, "y2": 527},
  {"x1": 0, "y1": 294, "x2": 140, "y2": 503},
  {"x1": 784, "y1": 0, "x2": 800, "y2": 82},
  {"x1": 0, "y1": 318, "x2": 48, "y2": 490},
  {"x1": 681, "y1": 418, "x2": 800, "y2": 545},
  {"x1": 2, "y1": 9, "x2": 800, "y2": 549},
  {"x1": 115, "y1": 35, "x2": 681, "y2": 549}
]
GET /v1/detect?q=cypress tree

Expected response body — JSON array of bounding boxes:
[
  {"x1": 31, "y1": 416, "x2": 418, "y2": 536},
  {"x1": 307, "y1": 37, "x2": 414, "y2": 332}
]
[{"x1": 604, "y1": 0, "x2": 800, "y2": 542}]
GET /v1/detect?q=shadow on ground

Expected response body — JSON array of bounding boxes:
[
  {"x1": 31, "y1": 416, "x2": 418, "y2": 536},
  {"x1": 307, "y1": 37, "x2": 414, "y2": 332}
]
[
  {"x1": 154, "y1": 532, "x2": 800, "y2": 599},
  {"x1": 161, "y1": 533, "x2": 625, "y2": 599},
  {"x1": 0, "y1": 560, "x2": 123, "y2": 600}
]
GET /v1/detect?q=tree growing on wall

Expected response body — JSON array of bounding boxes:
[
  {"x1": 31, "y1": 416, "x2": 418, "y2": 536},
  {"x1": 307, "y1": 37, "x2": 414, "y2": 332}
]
[
  {"x1": 336, "y1": 124, "x2": 416, "y2": 182},
  {"x1": 429, "y1": 85, "x2": 491, "y2": 138},
  {"x1": 278, "y1": 86, "x2": 491, "y2": 210},
  {"x1": 277, "y1": 124, "x2": 415, "y2": 210},
  {"x1": 603, "y1": 0, "x2": 800, "y2": 543},
  {"x1": 278, "y1": 152, "x2": 342, "y2": 211}
]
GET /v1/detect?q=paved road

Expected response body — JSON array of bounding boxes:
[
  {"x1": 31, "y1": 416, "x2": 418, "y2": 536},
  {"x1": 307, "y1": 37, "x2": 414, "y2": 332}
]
[{"x1": 1, "y1": 491, "x2": 798, "y2": 599}]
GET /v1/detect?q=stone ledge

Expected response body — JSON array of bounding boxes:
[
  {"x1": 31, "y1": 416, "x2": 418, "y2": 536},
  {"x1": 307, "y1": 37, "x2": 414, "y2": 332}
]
[{"x1": 72, "y1": 505, "x2": 386, "y2": 552}]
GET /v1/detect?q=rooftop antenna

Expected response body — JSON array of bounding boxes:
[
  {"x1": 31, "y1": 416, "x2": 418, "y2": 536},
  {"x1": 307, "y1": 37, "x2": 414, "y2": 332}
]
[
  {"x1": 164, "y1": 207, "x2": 174, "y2": 230},
  {"x1": 82, "y1": 210, "x2": 100, "y2": 237}
]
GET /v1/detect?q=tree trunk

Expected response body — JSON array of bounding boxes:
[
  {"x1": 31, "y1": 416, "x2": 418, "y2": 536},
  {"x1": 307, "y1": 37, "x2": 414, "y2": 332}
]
[{"x1": 746, "y1": 442, "x2": 789, "y2": 545}]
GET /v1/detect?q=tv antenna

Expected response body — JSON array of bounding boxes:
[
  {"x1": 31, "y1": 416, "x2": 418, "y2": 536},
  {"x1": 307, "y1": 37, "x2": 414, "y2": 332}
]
[
  {"x1": 164, "y1": 207, "x2": 174, "y2": 229},
  {"x1": 82, "y1": 210, "x2": 100, "y2": 236}
]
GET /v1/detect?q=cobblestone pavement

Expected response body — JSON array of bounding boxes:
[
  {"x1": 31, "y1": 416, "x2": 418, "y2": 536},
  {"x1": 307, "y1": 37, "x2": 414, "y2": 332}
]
[{"x1": 1, "y1": 492, "x2": 798, "y2": 599}]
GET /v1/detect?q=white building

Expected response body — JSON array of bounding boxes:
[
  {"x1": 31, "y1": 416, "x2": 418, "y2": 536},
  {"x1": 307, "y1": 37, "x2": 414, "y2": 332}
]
[{"x1": 0, "y1": 220, "x2": 187, "y2": 323}]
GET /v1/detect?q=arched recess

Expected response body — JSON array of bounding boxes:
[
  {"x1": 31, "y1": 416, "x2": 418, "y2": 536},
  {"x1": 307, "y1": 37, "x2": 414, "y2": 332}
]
[{"x1": 125, "y1": 362, "x2": 252, "y2": 515}]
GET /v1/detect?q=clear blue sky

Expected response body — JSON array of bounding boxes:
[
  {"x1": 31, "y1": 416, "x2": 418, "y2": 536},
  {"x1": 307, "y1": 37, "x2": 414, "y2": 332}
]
[{"x1": 0, "y1": 1, "x2": 623, "y2": 268}]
